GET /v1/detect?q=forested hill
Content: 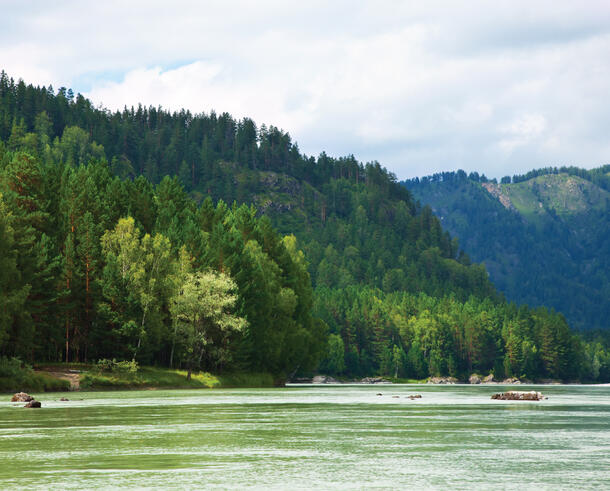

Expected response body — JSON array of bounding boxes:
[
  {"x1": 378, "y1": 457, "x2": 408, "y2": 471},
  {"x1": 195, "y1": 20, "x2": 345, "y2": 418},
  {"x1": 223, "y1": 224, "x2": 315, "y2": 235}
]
[
  {"x1": 0, "y1": 72, "x2": 495, "y2": 301},
  {"x1": 1, "y1": 71, "x2": 608, "y2": 382},
  {"x1": 403, "y1": 168, "x2": 610, "y2": 331}
]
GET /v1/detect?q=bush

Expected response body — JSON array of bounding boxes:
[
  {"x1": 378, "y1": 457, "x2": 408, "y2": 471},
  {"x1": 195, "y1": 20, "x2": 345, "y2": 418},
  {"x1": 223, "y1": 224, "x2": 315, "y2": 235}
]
[
  {"x1": 94, "y1": 358, "x2": 139, "y2": 374},
  {"x1": 0, "y1": 356, "x2": 29, "y2": 378},
  {"x1": 0, "y1": 357, "x2": 70, "y2": 393}
]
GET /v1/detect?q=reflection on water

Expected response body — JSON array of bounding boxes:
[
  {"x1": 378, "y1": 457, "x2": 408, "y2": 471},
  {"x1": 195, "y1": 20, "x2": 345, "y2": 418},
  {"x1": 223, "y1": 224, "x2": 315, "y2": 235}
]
[{"x1": 1, "y1": 385, "x2": 609, "y2": 489}]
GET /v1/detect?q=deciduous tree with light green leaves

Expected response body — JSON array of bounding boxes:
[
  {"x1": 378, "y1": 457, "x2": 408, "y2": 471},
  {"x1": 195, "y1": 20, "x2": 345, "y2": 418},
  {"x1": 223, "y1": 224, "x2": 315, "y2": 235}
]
[
  {"x1": 100, "y1": 217, "x2": 175, "y2": 361},
  {"x1": 170, "y1": 270, "x2": 246, "y2": 380}
]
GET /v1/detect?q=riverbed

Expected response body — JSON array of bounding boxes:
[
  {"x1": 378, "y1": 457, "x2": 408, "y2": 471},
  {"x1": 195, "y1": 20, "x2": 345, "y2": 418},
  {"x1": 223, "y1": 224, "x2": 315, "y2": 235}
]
[{"x1": 1, "y1": 384, "x2": 609, "y2": 489}]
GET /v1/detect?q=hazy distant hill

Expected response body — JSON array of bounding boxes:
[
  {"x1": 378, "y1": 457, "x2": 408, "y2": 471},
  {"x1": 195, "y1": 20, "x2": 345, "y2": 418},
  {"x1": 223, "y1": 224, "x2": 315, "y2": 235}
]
[{"x1": 403, "y1": 167, "x2": 610, "y2": 331}]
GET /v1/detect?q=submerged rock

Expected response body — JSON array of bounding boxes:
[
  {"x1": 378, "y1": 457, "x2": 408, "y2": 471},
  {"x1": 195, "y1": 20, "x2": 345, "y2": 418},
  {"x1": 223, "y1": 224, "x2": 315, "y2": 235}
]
[
  {"x1": 11, "y1": 392, "x2": 34, "y2": 402},
  {"x1": 491, "y1": 391, "x2": 545, "y2": 401},
  {"x1": 469, "y1": 374, "x2": 482, "y2": 384},
  {"x1": 24, "y1": 400, "x2": 41, "y2": 408}
]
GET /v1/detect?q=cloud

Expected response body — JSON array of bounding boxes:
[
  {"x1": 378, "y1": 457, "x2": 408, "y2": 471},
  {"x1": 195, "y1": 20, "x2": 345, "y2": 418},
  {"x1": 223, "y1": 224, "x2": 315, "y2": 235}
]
[{"x1": 1, "y1": 1, "x2": 610, "y2": 178}]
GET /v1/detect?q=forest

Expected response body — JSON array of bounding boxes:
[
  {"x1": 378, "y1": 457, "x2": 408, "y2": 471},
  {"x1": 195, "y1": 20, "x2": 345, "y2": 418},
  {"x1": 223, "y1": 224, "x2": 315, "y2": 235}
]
[
  {"x1": 1, "y1": 71, "x2": 608, "y2": 382},
  {"x1": 404, "y1": 169, "x2": 610, "y2": 332}
]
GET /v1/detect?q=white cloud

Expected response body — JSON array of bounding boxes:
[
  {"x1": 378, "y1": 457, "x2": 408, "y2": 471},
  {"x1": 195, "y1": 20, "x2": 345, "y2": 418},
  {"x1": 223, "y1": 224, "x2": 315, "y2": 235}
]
[{"x1": 1, "y1": 1, "x2": 610, "y2": 178}]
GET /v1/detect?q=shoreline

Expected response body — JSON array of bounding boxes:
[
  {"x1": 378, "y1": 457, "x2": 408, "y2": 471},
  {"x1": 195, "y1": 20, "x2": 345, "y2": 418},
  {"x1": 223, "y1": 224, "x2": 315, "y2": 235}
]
[{"x1": 2, "y1": 365, "x2": 601, "y2": 395}]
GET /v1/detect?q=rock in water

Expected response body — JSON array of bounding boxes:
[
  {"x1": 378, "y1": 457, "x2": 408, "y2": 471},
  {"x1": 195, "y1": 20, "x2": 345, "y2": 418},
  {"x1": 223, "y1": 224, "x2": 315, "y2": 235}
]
[
  {"x1": 469, "y1": 374, "x2": 482, "y2": 384},
  {"x1": 408, "y1": 394, "x2": 422, "y2": 399},
  {"x1": 24, "y1": 400, "x2": 41, "y2": 408},
  {"x1": 491, "y1": 391, "x2": 545, "y2": 401},
  {"x1": 482, "y1": 374, "x2": 496, "y2": 384},
  {"x1": 59, "y1": 397, "x2": 69, "y2": 401},
  {"x1": 11, "y1": 392, "x2": 34, "y2": 402}
]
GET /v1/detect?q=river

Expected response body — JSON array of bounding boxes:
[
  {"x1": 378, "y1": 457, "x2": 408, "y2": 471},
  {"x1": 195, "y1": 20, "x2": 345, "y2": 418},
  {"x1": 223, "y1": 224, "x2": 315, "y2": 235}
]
[{"x1": 1, "y1": 384, "x2": 609, "y2": 489}]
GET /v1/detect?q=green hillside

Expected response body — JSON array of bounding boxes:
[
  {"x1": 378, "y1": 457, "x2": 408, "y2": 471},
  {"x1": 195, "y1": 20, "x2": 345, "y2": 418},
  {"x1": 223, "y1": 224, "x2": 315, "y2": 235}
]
[
  {"x1": 1, "y1": 71, "x2": 607, "y2": 382},
  {"x1": 404, "y1": 168, "x2": 610, "y2": 332}
]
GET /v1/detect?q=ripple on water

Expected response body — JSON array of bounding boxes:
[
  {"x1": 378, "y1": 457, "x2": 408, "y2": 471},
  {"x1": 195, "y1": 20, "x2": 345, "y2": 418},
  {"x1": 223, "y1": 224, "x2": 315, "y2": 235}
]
[{"x1": 0, "y1": 385, "x2": 609, "y2": 489}]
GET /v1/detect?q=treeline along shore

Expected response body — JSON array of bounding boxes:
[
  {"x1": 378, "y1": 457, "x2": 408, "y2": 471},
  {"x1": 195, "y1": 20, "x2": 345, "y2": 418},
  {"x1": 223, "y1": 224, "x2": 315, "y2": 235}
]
[{"x1": 1, "y1": 72, "x2": 609, "y2": 391}]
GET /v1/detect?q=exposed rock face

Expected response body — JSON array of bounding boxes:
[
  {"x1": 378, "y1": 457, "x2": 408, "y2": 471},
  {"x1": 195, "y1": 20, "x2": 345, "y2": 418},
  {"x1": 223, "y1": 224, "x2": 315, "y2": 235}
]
[
  {"x1": 312, "y1": 375, "x2": 339, "y2": 384},
  {"x1": 502, "y1": 377, "x2": 522, "y2": 384},
  {"x1": 482, "y1": 374, "x2": 496, "y2": 383},
  {"x1": 24, "y1": 400, "x2": 41, "y2": 408},
  {"x1": 11, "y1": 392, "x2": 34, "y2": 402},
  {"x1": 491, "y1": 391, "x2": 545, "y2": 401},
  {"x1": 469, "y1": 374, "x2": 482, "y2": 384},
  {"x1": 427, "y1": 377, "x2": 458, "y2": 384},
  {"x1": 481, "y1": 182, "x2": 516, "y2": 210}
]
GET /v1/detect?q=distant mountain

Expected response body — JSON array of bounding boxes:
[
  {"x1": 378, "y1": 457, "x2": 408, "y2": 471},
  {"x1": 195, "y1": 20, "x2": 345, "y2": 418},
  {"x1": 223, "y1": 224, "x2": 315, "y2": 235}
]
[{"x1": 403, "y1": 167, "x2": 610, "y2": 331}]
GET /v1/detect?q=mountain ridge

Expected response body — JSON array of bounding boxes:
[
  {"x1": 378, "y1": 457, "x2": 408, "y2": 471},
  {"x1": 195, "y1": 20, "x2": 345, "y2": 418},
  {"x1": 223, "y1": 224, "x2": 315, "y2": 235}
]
[{"x1": 403, "y1": 168, "x2": 610, "y2": 331}]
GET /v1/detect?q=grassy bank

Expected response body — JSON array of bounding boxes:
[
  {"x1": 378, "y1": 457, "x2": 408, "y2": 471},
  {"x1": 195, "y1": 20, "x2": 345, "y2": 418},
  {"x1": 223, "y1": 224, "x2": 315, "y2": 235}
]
[
  {"x1": 44, "y1": 365, "x2": 274, "y2": 390},
  {"x1": 79, "y1": 366, "x2": 276, "y2": 390},
  {"x1": 0, "y1": 358, "x2": 70, "y2": 393},
  {"x1": 1, "y1": 357, "x2": 277, "y2": 393}
]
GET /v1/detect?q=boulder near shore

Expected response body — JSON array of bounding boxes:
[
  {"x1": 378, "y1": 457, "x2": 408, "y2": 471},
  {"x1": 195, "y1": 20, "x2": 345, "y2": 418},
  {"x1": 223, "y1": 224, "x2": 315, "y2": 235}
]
[
  {"x1": 312, "y1": 375, "x2": 339, "y2": 384},
  {"x1": 427, "y1": 377, "x2": 458, "y2": 384},
  {"x1": 491, "y1": 391, "x2": 546, "y2": 401},
  {"x1": 24, "y1": 400, "x2": 42, "y2": 408},
  {"x1": 360, "y1": 377, "x2": 390, "y2": 384},
  {"x1": 469, "y1": 374, "x2": 482, "y2": 384},
  {"x1": 11, "y1": 392, "x2": 34, "y2": 402}
]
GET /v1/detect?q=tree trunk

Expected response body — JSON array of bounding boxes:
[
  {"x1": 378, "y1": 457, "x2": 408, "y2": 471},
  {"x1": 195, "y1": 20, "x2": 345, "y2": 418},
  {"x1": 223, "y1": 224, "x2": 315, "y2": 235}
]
[
  {"x1": 169, "y1": 322, "x2": 178, "y2": 368},
  {"x1": 133, "y1": 308, "x2": 147, "y2": 361}
]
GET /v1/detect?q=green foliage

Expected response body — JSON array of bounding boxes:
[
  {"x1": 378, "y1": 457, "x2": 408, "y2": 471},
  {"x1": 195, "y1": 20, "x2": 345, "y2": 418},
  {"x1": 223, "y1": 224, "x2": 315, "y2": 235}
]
[
  {"x1": 404, "y1": 169, "x2": 610, "y2": 331},
  {"x1": 315, "y1": 287, "x2": 588, "y2": 381},
  {"x1": 170, "y1": 270, "x2": 246, "y2": 378},
  {"x1": 0, "y1": 356, "x2": 70, "y2": 392},
  {"x1": 0, "y1": 72, "x2": 604, "y2": 384},
  {"x1": 78, "y1": 366, "x2": 274, "y2": 389},
  {"x1": 94, "y1": 358, "x2": 139, "y2": 374},
  {"x1": 0, "y1": 356, "x2": 25, "y2": 378},
  {"x1": 319, "y1": 334, "x2": 346, "y2": 375}
]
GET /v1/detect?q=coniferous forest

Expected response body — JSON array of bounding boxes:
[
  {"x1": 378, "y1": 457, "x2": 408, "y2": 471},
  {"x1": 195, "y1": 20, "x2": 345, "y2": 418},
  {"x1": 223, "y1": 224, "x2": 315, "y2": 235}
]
[
  {"x1": 1, "y1": 72, "x2": 609, "y2": 382},
  {"x1": 404, "y1": 169, "x2": 610, "y2": 332}
]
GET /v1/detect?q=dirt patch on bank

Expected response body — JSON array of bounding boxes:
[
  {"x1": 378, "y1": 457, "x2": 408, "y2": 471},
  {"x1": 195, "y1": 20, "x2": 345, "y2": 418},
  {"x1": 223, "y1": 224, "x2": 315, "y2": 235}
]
[{"x1": 37, "y1": 369, "x2": 80, "y2": 390}]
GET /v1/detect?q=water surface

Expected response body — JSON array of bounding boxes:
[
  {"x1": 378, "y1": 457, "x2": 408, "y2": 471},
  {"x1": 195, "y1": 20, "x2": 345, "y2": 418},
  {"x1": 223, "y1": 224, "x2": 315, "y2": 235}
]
[{"x1": 1, "y1": 384, "x2": 609, "y2": 489}]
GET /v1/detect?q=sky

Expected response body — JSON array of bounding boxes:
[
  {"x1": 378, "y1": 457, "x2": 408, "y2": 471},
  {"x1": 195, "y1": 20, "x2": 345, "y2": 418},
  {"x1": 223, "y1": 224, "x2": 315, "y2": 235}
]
[{"x1": 2, "y1": 0, "x2": 610, "y2": 179}]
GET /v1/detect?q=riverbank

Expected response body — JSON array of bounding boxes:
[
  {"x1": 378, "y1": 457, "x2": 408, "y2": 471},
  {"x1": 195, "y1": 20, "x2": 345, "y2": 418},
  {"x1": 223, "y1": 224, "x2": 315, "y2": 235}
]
[{"x1": 0, "y1": 364, "x2": 276, "y2": 394}]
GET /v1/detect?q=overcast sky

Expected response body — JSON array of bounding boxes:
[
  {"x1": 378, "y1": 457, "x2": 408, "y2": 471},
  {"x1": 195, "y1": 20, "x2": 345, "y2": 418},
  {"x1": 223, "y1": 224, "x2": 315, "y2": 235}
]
[{"x1": 2, "y1": 1, "x2": 610, "y2": 179}]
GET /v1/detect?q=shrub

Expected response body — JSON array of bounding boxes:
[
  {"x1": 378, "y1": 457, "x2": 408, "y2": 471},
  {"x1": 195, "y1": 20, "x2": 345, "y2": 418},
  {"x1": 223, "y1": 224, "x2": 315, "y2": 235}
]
[
  {"x1": 0, "y1": 356, "x2": 29, "y2": 378},
  {"x1": 94, "y1": 358, "x2": 139, "y2": 374}
]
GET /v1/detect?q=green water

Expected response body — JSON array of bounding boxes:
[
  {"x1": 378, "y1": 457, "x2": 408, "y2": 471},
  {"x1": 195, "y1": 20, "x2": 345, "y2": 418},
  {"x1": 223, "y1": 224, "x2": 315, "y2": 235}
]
[{"x1": 1, "y1": 384, "x2": 609, "y2": 489}]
